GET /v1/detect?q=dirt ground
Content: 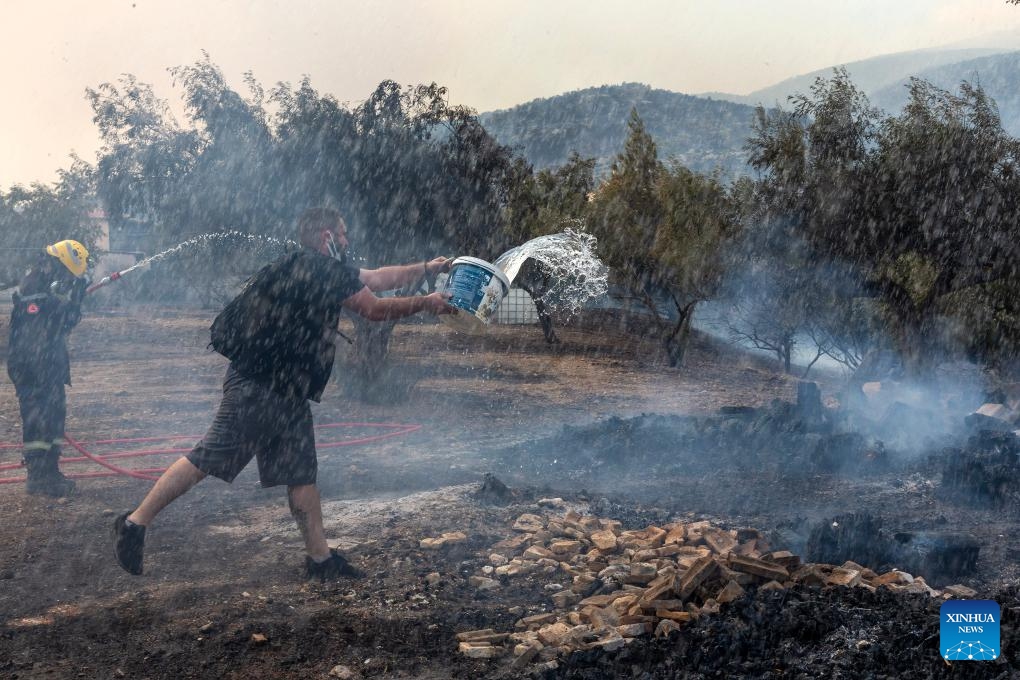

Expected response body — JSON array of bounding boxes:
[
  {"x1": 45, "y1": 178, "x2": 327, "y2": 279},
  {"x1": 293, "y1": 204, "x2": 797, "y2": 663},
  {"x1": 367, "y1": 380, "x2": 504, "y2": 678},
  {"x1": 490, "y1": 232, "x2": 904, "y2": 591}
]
[{"x1": 0, "y1": 306, "x2": 1016, "y2": 679}]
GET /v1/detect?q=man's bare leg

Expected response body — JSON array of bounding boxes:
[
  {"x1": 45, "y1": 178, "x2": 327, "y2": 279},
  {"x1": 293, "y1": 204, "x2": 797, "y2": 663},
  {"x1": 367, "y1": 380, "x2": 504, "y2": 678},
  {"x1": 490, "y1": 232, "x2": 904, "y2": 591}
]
[
  {"x1": 127, "y1": 456, "x2": 208, "y2": 526},
  {"x1": 287, "y1": 484, "x2": 329, "y2": 559}
]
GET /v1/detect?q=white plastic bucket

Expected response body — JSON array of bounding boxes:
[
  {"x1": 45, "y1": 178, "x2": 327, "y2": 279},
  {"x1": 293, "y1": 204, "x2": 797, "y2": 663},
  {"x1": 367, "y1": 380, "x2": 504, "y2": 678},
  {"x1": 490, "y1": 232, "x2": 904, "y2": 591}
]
[{"x1": 440, "y1": 256, "x2": 511, "y2": 334}]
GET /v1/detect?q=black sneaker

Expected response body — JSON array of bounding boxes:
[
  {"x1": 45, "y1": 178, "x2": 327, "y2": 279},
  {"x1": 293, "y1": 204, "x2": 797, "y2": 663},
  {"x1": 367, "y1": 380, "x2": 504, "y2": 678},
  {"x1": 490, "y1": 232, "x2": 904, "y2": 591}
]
[
  {"x1": 113, "y1": 512, "x2": 146, "y2": 575},
  {"x1": 305, "y1": 549, "x2": 365, "y2": 581}
]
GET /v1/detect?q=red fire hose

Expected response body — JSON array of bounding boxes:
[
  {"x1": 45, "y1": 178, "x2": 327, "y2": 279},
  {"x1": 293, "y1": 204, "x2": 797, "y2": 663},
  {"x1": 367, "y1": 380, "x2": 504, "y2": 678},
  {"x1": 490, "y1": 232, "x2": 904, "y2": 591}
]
[{"x1": 0, "y1": 422, "x2": 421, "y2": 485}]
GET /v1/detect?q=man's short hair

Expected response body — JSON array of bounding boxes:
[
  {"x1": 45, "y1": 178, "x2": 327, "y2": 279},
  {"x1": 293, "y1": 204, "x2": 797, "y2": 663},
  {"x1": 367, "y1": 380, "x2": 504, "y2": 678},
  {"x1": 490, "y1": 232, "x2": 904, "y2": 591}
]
[{"x1": 296, "y1": 207, "x2": 343, "y2": 247}]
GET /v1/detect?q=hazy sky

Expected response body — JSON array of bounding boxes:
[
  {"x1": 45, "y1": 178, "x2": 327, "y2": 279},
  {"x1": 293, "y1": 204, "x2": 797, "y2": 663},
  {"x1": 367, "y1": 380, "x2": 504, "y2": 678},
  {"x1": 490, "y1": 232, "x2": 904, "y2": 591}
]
[{"x1": 3, "y1": 0, "x2": 1020, "y2": 186}]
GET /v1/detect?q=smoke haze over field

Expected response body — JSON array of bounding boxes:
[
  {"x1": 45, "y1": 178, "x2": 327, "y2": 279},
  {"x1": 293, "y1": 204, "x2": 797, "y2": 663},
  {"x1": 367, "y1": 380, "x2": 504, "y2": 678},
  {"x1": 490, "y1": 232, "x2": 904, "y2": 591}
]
[{"x1": 5, "y1": 1, "x2": 1020, "y2": 185}]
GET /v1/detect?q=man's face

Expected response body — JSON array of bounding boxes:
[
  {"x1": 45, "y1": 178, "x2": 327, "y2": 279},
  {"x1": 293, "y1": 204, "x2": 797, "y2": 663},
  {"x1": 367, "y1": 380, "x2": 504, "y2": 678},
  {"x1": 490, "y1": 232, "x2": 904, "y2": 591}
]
[
  {"x1": 46, "y1": 257, "x2": 75, "y2": 282},
  {"x1": 332, "y1": 219, "x2": 349, "y2": 251},
  {"x1": 320, "y1": 219, "x2": 350, "y2": 261}
]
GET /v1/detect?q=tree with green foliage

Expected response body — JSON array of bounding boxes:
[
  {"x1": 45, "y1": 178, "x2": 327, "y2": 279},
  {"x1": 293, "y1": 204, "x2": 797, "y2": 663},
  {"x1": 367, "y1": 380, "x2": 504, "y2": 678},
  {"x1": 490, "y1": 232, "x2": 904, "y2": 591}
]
[
  {"x1": 87, "y1": 56, "x2": 521, "y2": 399},
  {"x1": 731, "y1": 77, "x2": 876, "y2": 376},
  {"x1": 590, "y1": 110, "x2": 739, "y2": 366},
  {"x1": 88, "y1": 74, "x2": 204, "y2": 241},
  {"x1": 747, "y1": 68, "x2": 1020, "y2": 376},
  {"x1": 503, "y1": 152, "x2": 596, "y2": 343},
  {"x1": 1, "y1": 160, "x2": 101, "y2": 290},
  {"x1": 864, "y1": 79, "x2": 1020, "y2": 371}
]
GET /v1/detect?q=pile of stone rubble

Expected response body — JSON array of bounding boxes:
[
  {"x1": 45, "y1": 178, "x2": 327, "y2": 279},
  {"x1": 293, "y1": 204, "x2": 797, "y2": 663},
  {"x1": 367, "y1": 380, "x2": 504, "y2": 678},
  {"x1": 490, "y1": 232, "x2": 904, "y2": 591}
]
[{"x1": 446, "y1": 508, "x2": 977, "y2": 671}]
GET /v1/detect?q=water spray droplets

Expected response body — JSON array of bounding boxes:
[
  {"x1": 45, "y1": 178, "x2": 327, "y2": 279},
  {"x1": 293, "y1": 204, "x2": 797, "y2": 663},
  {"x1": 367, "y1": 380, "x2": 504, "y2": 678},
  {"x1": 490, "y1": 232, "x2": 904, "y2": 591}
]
[
  {"x1": 493, "y1": 226, "x2": 609, "y2": 318},
  {"x1": 138, "y1": 231, "x2": 298, "y2": 269}
]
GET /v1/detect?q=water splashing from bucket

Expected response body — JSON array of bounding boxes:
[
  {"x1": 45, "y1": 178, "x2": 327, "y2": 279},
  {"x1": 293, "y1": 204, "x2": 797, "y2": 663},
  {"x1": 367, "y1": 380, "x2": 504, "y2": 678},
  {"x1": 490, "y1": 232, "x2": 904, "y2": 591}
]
[
  {"x1": 492, "y1": 227, "x2": 608, "y2": 318},
  {"x1": 440, "y1": 227, "x2": 609, "y2": 333}
]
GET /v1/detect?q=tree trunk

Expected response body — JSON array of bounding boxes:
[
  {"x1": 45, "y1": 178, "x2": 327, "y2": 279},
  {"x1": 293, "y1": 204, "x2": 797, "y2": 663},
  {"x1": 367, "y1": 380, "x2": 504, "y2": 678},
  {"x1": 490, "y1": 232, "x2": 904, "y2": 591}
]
[
  {"x1": 346, "y1": 273, "x2": 431, "y2": 402},
  {"x1": 519, "y1": 276, "x2": 559, "y2": 345},
  {"x1": 348, "y1": 316, "x2": 397, "y2": 402},
  {"x1": 663, "y1": 302, "x2": 696, "y2": 368},
  {"x1": 890, "y1": 302, "x2": 932, "y2": 378},
  {"x1": 878, "y1": 281, "x2": 938, "y2": 378},
  {"x1": 534, "y1": 297, "x2": 559, "y2": 344}
]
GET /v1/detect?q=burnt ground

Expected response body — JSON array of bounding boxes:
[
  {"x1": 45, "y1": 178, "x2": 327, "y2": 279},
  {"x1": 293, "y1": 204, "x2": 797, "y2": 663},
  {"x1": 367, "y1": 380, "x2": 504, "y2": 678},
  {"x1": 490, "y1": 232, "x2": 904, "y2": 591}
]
[{"x1": 0, "y1": 305, "x2": 1017, "y2": 679}]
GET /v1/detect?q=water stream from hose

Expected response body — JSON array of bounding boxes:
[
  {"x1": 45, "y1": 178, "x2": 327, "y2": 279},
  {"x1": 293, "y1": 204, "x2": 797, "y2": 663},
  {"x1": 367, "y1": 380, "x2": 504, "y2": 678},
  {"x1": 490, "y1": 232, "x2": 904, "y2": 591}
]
[{"x1": 88, "y1": 231, "x2": 297, "y2": 293}]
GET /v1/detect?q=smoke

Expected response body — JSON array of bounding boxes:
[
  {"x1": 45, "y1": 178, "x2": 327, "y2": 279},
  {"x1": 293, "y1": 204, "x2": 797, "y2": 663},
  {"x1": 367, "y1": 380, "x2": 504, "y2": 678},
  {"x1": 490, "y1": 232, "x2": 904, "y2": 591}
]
[{"x1": 838, "y1": 358, "x2": 989, "y2": 455}]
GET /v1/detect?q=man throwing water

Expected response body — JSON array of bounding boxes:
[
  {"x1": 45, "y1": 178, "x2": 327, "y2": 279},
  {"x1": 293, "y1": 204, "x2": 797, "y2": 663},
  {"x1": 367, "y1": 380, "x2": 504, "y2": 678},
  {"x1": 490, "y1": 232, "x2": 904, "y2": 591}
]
[{"x1": 114, "y1": 207, "x2": 454, "y2": 579}]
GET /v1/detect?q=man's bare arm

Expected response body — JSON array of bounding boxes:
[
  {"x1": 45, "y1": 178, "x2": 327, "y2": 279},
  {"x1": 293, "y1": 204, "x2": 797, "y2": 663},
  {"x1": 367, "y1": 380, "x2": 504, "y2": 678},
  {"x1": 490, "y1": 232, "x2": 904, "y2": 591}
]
[
  {"x1": 342, "y1": 286, "x2": 455, "y2": 321},
  {"x1": 358, "y1": 257, "x2": 452, "y2": 292}
]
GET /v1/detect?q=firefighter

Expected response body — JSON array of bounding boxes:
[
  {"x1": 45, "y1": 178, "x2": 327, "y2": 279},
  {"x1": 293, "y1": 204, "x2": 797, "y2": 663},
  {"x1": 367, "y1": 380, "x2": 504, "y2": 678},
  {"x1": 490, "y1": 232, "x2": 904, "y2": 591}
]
[{"x1": 7, "y1": 240, "x2": 90, "y2": 496}]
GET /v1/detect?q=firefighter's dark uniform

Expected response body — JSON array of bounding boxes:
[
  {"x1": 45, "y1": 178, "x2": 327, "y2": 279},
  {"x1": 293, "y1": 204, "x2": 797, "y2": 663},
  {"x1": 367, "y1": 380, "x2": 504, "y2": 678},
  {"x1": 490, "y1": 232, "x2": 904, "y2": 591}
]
[{"x1": 7, "y1": 263, "x2": 86, "y2": 495}]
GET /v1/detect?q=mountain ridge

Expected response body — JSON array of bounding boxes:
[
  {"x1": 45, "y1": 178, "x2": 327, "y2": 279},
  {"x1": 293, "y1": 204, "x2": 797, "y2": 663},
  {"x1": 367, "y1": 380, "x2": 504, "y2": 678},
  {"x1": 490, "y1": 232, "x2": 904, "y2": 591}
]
[
  {"x1": 478, "y1": 45, "x2": 1020, "y2": 181},
  {"x1": 479, "y1": 83, "x2": 759, "y2": 179}
]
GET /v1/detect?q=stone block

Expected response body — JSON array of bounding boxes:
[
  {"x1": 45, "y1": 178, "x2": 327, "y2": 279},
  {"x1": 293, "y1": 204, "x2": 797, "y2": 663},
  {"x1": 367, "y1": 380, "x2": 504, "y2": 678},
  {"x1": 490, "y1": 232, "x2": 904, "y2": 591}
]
[
  {"x1": 944, "y1": 584, "x2": 978, "y2": 598},
  {"x1": 700, "y1": 598, "x2": 721, "y2": 615},
  {"x1": 419, "y1": 531, "x2": 467, "y2": 549},
  {"x1": 598, "y1": 519, "x2": 623, "y2": 535},
  {"x1": 625, "y1": 562, "x2": 658, "y2": 585},
  {"x1": 872, "y1": 570, "x2": 913, "y2": 586},
  {"x1": 826, "y1": 567, "x2": 862, "y2": 588},
  {"x1": 523, "y1": 545, "x2": 555, "y2": 560},
  {"x1": 492, "y1": 533, "x2": 531, "y2": 553},
  {"x1": 459, "y1": 642, "x2": 502, "y2": 659},
  {"x1": 616, "y1": 622, "x2": 653, "y2": 638},
  {"x1": 610, "y1": 594, "x2": 639, "y2": 614},
  {"x1": 663, "y1": 522, "x2": 687, "y2": 545},
  {"x1": 716, "y1": 580, "x2": 745, "y2": 604},
  {"x1": 549, "y1": 540, "x2": 582, "y2": 555},
  {"x1": 590, "y1": 530, "x2": 618, "y2": 551},
  {"x1": 468, "y1": 576, "x2": 500, "y2": 590},
  {"x1": 674, "y1": 555, "x2": 719, "y2": 601},
  {"x1": 551, "y1": 590, "x2": 581, "y2": 609},
  {"x1": 765, "y1": 550, "x2": 800, "y2": 570},
  {"x1": 728, "y1": 554, "x2": 789, "y2": 582},
  {"x1": 655, "y1": 619, "x2": 681, "y2": 638},
  {"x1": 513, "y1": 514, "x2": 545, "y2": 533},
  {"x1": 537, "y1": 622, "x2": 572, "y2": 646},
  {"x1": 589, "y1": 635, "x2": 625, "y2": 652},
  {"x1": 655, "y1": 609, "x2": 692, "y2": 623},
  {"x1": 718, "y1": 565, "x2": 756, "y2": 587},
  {"x1": 568, "y1": 572, "x2": 595, "y2": 591},
  {"x1": 643, "y1": 599, "x2": 685, "y2": 611},
  {"x1": 456, "y1": 629, "x2": 510, "y2": 644},
  {"x1": 583, "y1": 605, "x2": 620, "y2": 630},
  {"x1": 733, "y1": 539, "x2": 760, "y2": 557},
  {"x1": 790, "y1": 563, "x2": 829, "y2": 586},
  {"x1": 516, "y1": 612, "x2": 557, "y2": 630},
  {"x1": 703, "y1": 529, "x2": 738, "y2": 556},
  {"x1": 510, "y1": 643, "x2": 543, "y2": 670},
  {"x1": 580, "y1": 593, "x2": 627, "y2": 607}
]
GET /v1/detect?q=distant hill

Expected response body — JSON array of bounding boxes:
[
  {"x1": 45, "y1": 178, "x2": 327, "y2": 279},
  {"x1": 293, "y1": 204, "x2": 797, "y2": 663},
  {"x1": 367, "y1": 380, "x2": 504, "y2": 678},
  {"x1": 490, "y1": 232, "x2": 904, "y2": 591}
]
[
  {"x1": 478, "y1": 48, "x2": 1020, "y2": 183},
  {"x1": 478, "y1": 83, "x2": 759, "y2": 180},
  {"x1": 870, "y1": 51, "x2": 1020, "y2": 136},
  {"x1": 704, "y1": 47, "x2": 1006, "y2": 106}
]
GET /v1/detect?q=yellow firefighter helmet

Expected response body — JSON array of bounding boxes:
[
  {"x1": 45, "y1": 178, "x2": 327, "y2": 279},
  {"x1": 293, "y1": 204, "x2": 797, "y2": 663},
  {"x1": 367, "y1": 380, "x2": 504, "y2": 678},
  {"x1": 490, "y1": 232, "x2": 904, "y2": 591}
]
[{"x1": 45, "y1": 240, "x2": 90, "y2": 277}]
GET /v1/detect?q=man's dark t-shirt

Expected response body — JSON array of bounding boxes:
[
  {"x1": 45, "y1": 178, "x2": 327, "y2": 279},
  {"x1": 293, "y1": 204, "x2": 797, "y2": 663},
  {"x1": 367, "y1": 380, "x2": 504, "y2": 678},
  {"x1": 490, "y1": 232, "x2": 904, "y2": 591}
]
[{"x1": 210, "y1": 250, "x2": 364, "y2": 402}]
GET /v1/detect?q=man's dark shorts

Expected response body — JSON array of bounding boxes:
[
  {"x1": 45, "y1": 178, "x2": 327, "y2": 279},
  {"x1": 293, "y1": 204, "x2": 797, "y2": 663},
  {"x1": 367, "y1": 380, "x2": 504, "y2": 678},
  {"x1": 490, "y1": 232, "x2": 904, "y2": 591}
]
[{"x1": 187, "y1": 365, "x2": 316, "y2": 487}]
